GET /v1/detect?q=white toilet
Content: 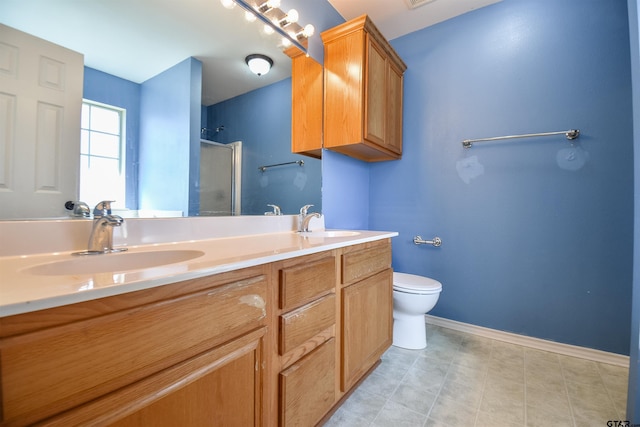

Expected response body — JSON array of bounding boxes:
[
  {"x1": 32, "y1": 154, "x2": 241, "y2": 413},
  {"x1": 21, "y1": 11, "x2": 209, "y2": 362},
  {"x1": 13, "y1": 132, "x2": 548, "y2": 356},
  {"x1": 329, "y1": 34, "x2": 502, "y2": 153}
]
[{"x1": 392, "y1": 272, "x2": 442, "y2": 350}]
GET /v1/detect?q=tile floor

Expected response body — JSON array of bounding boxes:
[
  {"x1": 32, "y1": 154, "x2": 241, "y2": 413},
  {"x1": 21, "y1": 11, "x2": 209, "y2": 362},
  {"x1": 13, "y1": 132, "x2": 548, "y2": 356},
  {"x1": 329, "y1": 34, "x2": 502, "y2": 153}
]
[{"x1": 324, "y1": 325, "x2": 629, "y2": 427}]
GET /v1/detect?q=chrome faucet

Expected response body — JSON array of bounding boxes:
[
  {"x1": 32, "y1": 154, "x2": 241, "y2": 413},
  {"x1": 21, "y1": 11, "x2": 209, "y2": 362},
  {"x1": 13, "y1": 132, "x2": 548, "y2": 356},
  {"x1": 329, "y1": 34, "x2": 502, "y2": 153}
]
[
  {"x1": 265, "y1": 204, "x2": 282, "y2": 216},
  {"x1": 299, "y1": 204, "x2": 322, "y2": 232},
  {"x1": 65, "y1": 200, "x2": 91, "y2": 218},
  {"x1": 85, "y1": 201, "x2": 127, "y2": 254}
]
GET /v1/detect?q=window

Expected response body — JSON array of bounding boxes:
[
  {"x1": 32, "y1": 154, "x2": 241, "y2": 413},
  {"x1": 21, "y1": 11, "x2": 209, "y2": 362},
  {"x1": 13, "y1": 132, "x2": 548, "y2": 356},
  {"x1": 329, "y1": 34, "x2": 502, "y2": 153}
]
[{"x1": 80, "y1": 100, "x2": 126, "y2": 209}]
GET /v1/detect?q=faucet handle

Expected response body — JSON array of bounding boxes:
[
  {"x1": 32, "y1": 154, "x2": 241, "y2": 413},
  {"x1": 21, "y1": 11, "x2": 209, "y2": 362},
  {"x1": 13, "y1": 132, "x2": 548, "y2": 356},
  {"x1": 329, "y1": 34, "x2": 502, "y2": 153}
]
[
  {"x1": 300, "y1": 204, "x2": 314, "y2": 215},
  {"x1": 93, "y1": 200, "x2": 115, "y2": 217},
  {"x1": 266, "y1": 204, "x2": 281, "y2": 216}
]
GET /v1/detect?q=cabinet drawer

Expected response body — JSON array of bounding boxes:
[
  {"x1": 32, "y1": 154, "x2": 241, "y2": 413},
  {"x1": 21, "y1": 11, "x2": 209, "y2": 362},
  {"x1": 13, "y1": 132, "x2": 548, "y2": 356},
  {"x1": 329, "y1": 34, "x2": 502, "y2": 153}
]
[
  {"x1": 0, "y1": 273, "x2": 267, "y2": 425},
  {"x1": 39, "y1": 328, "x2": 266, "y2": 427},
  {"x1": 280, "y1": 338, "x2": 336, "y2": 426},
  {"x1": 280, "y1": 294, "x2": 335, "y2": 355},
  {"x1": 341, "y1": 239, "x2": 391, "y2": 285},
  {"x1": 279, "y1": 253, "x2": 336, "y2": 310}
]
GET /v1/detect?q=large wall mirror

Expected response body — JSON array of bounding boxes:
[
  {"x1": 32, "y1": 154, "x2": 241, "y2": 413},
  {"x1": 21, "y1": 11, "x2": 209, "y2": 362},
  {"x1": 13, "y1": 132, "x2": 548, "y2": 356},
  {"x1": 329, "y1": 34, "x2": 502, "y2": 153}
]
[{"x1": 0, "y1": 0, "x2": 321, "y2": 220}]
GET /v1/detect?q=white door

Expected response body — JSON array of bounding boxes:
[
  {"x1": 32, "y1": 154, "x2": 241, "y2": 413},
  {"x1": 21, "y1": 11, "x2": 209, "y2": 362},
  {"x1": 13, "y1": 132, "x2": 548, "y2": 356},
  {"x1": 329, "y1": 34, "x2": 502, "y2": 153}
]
[{"x1": 0, "y1": 24, "x2": 83, "y2": 219}]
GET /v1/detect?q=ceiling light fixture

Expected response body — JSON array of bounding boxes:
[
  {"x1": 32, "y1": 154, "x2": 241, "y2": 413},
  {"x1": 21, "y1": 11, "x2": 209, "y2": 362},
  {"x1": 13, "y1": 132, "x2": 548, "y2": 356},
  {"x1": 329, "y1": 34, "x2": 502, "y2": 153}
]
[
  {"x1": 245, "y1": 54, "x2": 273, "y2": 76},
  {"x1": 256, "y1": 0, "x2": 280, "y2": 13},
  {"x1": 278, "y1": 9, "x2": 298, "y2": 27},
  {"x1": 296, "y1": 24, "x2": 315, "y2": 40},
  {"x1": 221, "y1": 0, "x2": 311, "y2": 54}
]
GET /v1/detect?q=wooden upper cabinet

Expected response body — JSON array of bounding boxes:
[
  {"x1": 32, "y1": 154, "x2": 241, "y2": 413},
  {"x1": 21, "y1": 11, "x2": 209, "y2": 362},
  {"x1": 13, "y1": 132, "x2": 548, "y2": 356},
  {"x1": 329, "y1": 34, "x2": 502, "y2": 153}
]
[
  {"x1": 285, "y1": 46, "x2": 323, "y2": 159},
  {"x1": 322, "y1": 15, "x2": 407, "y2": 162}
]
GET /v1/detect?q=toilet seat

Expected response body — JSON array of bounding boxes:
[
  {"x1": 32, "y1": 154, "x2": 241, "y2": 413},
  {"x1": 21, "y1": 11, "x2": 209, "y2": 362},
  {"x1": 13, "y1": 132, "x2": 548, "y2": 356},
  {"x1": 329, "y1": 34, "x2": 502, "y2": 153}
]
[{"x1": 393, "y1": 272, "x2": 442, "y2": 294}]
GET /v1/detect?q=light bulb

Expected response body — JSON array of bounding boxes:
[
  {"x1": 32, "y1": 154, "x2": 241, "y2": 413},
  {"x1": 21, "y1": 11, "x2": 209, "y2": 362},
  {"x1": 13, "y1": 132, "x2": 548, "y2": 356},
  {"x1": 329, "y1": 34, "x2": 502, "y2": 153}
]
[
  {"x1": 220, "y1": 0, "x2": 235, "y2": 9},
  {"x1": 257, "y1": 0, "x2": 280, "y2": 13},
  {"x1": 282, "y1": 37, "x2": 292, "y2": 47},
  {"x1": 301, "y1": 24, "x2": 315, "y2": 38},
  {"x1": 286, "y1": 9, "x2": 298, "y2": 24},
  {"x1": 279, "y1": 9, "x2": 298, "y2": 27},
  {"x1": 245, "y1": 10, "x2": 256, "y2": 22},
  {"x1": 263, "y1": 24, "x2": 274, "y2": 35}
]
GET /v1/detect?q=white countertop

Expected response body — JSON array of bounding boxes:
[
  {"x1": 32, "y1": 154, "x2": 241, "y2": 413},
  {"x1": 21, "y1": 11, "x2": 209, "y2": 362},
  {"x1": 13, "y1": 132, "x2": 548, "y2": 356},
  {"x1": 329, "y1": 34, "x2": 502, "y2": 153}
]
[{"x1": 0, "y1": 230, "x2": 397, "y2": 317}]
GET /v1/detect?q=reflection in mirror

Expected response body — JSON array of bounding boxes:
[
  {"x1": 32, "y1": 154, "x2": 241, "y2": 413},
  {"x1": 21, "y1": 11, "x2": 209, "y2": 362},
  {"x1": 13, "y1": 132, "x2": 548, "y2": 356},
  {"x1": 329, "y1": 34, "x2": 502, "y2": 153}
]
[
  {"x1": 0, "y1": 0, "x2": 321, "y2": 220},
  {"x1": 199, "y1": 140, "x2": 242, "y2": 216}
]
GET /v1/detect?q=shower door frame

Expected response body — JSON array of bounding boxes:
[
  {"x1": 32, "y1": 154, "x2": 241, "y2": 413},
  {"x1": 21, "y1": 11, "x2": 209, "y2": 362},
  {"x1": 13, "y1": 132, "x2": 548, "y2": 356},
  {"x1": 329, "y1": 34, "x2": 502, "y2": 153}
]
[{"x1": 199, "y1": 139, "x2": 242, "y2": 216}]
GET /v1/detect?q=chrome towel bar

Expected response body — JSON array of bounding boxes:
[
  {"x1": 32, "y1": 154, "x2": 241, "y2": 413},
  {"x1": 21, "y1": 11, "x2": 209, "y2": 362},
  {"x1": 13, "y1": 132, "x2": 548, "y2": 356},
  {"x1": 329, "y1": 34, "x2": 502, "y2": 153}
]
[
  {"x1": 462, "y1": 129, "x2": 580, "y2": 149},
  {"x1": 258, "y1": 160, "x2": 304, "y2": 172},
  {"x1": 413, "y1": 236, "x2": 442, "y2": 247}
]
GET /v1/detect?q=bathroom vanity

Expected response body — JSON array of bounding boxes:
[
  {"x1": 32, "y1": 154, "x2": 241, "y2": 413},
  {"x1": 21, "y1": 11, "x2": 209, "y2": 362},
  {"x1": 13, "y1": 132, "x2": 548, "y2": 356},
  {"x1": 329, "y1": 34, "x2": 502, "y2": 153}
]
[{"x1": 0, "y1": 218, "x2": 395, "y2": 426}]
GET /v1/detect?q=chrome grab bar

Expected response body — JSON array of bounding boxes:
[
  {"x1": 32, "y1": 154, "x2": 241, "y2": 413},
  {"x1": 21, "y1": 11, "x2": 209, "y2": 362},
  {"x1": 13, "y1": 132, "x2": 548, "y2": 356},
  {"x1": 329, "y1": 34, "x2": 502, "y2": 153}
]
[{"x1": 413, "y1": 236, "x2": 442, "y2": 247}]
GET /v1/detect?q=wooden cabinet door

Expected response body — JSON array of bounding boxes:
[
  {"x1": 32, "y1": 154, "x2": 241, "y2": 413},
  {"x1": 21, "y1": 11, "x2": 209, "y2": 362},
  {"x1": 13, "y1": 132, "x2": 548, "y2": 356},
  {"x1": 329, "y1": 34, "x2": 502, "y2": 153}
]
[
  {"x1": 385, "y1": 61, "x2": 404, "y2": 154},
  {"x1": 323, "y1": 28, "x2": 366, "y2": 152},
  {"x1": 287, "y1": 47, "x2": 323, "y2": 158},
  {"x1": 341, "y1": 269, "x2": 393, "y2": 391},
  {"x1": 321, "y1": 15, "x2": 406, "y2": 162},
  {"x1": 43, "y1": 328, "x2": 266, "y2": 427},
  {"x1": 364, "y1": 34, "x2": 387, "y2": 147}
]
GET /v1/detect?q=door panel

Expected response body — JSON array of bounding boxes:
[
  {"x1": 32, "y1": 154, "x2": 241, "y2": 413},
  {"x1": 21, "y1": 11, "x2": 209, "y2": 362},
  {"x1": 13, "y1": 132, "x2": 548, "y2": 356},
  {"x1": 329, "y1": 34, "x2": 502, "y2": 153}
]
[{"x1": 0, "y1": 24, "x2": 83, "y2": 218}]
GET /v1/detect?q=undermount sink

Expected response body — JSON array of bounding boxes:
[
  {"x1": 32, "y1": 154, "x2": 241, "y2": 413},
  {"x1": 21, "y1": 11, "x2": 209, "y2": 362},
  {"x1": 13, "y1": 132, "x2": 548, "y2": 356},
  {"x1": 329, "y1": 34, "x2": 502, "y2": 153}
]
[
  {"x1": 298, "y1": 230, "x2": 361, "y2": 238},
  {"x1": 24, "y1": 250, "x2": 205, "y2": 276}
]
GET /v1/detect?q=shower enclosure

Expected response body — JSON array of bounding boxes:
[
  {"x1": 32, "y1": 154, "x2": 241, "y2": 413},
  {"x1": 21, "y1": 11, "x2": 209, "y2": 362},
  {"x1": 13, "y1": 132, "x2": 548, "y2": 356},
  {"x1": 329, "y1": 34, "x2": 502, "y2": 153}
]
[{"x1": 199, "y1": 140, "x2": 242, "y2": 216}]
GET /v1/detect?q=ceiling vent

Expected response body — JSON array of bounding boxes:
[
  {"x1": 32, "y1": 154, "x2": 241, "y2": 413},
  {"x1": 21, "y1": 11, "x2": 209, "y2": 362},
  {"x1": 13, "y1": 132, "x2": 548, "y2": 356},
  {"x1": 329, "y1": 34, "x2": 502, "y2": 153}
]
[{"x1": 404, "y1": 0, "x2": 438, "y2": 10}]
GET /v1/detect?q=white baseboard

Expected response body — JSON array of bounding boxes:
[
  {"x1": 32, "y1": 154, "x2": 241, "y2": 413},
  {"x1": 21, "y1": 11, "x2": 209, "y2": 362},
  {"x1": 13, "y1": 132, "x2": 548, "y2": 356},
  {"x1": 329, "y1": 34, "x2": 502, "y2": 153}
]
[{"x1": 425, "y1": 315, "x2": 630, "y2": 368}]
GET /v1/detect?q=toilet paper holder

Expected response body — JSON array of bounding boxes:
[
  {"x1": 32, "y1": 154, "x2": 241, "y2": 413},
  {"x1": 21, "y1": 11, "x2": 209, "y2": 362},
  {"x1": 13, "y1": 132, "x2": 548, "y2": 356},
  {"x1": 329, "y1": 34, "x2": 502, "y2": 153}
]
[{"x1": 413, "y1": 236, "x2": 442, "y2": 247}]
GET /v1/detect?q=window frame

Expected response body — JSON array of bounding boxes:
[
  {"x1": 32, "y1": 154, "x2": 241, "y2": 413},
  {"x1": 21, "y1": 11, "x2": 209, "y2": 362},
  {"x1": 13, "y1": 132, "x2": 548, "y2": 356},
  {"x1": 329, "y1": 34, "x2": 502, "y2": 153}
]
[{"x1": 80, "y1": 99, "x2": 127, "y2": 208}]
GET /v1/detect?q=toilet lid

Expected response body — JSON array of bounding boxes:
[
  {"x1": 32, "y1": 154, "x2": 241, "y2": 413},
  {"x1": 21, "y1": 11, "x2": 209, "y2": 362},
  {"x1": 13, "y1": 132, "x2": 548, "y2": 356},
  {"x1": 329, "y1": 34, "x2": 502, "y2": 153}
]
[{"x1": 393, "y1": 272, "x2": 442, "y2": 293}]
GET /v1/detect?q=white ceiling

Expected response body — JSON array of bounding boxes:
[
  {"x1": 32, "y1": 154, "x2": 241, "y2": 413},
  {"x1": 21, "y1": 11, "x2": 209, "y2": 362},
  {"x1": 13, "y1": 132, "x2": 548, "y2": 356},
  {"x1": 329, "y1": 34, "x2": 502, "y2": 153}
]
[{"x1": 0, "y1": 0, "x2": 500, "y2": 106}]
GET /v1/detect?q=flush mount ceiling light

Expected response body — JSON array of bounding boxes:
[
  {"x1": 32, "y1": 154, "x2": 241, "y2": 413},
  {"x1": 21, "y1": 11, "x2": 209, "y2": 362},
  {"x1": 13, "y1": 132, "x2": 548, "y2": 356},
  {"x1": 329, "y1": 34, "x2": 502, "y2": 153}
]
[{"x1": 245, "y1": 54, "x2": 273, "y2": 76}]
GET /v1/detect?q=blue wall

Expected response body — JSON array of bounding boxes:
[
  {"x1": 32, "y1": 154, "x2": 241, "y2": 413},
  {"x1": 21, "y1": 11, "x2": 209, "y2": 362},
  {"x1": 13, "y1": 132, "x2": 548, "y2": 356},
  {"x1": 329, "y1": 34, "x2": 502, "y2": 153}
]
[
  {"x1": 139, "y1": 58, "x2": 202, "y2": 215},
  {"x1": 329, "y1": 0, "x2": 635, "y2": 355},
  {"x1": 206, "y1": 79, "x2": 321, "y2": 216},
  {"x1": 322, "y1": 150, "x2": 370, "y2": 230},
  {"x1": 627, "y1": 0, "x2": 640, "y2": 420},
  {"x1": 83, "y1": 67, "x2": 141, "y2": 209}
]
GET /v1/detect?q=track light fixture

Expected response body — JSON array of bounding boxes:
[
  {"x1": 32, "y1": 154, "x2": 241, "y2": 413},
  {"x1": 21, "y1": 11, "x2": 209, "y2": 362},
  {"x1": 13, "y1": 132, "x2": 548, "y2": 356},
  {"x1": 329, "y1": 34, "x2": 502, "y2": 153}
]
[
  {"x1": 221, "y1": 0, "x2": 312, "y2": 54},
  {"x1": 256, "y1": 0, "x2": 280, "y2": 13}
]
